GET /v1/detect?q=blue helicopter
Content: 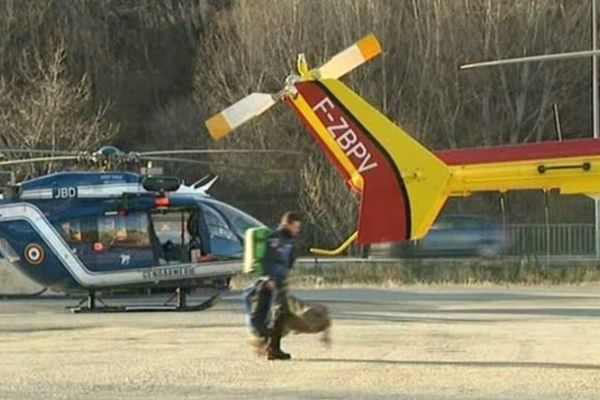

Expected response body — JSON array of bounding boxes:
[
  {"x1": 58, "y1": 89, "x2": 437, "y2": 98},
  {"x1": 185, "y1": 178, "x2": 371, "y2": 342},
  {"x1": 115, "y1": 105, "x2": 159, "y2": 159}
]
[{"x1": 0, "y1": 146, "x2": 286, "y2": 312}]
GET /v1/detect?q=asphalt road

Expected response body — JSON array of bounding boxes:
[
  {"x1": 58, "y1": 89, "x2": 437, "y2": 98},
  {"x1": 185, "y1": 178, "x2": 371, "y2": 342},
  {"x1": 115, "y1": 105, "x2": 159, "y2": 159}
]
[{"x1": 1, "y1": 286, "x2": 600, "y2": 399}]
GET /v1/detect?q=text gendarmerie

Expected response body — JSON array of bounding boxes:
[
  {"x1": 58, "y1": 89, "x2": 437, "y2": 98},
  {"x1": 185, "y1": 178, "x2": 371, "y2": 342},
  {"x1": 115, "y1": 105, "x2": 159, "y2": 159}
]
[{"x1": 142, "y1": 265, "x2": 195, "y2": 281}]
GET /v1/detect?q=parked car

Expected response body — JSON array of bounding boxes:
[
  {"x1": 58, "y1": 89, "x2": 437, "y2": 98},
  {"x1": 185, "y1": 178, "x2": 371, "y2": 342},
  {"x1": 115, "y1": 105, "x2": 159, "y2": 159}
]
[{"x1": 372, "y1": 214, "x2": 508, "y2": 258}]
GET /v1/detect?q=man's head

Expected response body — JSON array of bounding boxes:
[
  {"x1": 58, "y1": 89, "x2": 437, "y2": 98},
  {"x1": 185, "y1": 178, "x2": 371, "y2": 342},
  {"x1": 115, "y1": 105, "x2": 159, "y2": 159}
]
[{"x1": 279, "y1": 211, "x2": 301, "y2": 237}]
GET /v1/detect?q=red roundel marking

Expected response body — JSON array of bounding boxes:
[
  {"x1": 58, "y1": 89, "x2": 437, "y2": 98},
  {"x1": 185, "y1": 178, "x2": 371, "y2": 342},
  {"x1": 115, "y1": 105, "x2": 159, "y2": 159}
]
[{"x1": 24, "y1": 244, "x2": 45, "y2": 266}]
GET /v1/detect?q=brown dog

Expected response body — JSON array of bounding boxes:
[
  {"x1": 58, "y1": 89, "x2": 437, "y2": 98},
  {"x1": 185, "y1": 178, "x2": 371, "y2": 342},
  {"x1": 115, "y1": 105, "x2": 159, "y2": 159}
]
[{"x1": 247, "y1": 293, "x2": 332, "y2": 355}]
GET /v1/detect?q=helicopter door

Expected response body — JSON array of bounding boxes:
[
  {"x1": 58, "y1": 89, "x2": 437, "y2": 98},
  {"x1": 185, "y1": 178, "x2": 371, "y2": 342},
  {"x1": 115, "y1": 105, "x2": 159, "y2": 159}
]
[{"x1": 151, "y1": 211, "x2": 193, "y2": 264}]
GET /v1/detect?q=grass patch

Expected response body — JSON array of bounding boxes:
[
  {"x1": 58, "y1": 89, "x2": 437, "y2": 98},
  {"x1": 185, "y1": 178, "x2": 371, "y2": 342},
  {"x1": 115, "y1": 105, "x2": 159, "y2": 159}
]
[{"x1": 230, "y1": 258, "x2": 600, "y2": 289}]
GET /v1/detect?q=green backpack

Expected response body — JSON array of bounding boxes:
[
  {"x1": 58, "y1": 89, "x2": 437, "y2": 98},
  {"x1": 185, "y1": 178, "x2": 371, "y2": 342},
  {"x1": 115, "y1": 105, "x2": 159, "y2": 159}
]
[{"x1": 243, "y1": 227, "x2": 273, "y2": 276}]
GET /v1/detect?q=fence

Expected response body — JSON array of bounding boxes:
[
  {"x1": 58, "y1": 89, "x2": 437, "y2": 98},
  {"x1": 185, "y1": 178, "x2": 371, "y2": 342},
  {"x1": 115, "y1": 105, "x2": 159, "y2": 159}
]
[{"x1": 506, "y1": 223, "x2": 596, "y2": 256}]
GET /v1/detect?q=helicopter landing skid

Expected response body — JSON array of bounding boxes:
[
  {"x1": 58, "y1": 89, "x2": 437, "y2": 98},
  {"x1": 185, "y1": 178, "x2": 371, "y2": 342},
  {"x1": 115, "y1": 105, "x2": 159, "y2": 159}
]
[{"x1": 68, "y1": 288, "x2": 223, "y2": 313}]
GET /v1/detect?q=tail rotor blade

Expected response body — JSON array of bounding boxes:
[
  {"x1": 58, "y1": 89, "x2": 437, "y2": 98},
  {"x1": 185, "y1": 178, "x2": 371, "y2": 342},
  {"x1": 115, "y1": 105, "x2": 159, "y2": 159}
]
[
  {"x1": 205, "y1": 35, "x2": 382, "y2": 141},
  {"x1": 312, "y1": 34, "x2": 382, "y2": 79},
  {"x1": 205, "y1": 93, "x2": 278, "y2": 140}
]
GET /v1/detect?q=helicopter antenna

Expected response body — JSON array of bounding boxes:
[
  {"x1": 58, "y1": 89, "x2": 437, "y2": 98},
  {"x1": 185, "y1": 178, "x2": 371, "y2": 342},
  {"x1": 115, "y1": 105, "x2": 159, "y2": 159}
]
[
  {"x1": 196, "y1": 176, "x2": 219, "y2": 192},
  {"x1": 192, "y1": 175, "x2": 211, "y2": 188}
]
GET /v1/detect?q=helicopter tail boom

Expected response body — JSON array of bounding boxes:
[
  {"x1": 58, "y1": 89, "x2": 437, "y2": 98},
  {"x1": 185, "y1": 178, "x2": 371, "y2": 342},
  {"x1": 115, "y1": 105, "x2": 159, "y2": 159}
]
[
  {"x1": 204, "y1": 34, "x2": 600, "y2": 246},
  {"x1": 286, "y1": 79, "x2": 600, "y2": 245}
]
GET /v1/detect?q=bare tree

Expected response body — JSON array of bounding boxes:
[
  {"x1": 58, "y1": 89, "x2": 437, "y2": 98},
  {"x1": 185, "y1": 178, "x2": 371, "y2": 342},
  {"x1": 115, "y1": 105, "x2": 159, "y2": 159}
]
[
  {"x1": 2, "y1": 0, "x2": 591, "y2": 236},
  {"x1": 193, "y1": 0, "x2": 594, "y2": 236},
  {"x1": 0, "y1": 43, "x2": 117, "y2": 178},
  {"x1": 299, "y1": 154, "x2": 358, "y2": 246}
]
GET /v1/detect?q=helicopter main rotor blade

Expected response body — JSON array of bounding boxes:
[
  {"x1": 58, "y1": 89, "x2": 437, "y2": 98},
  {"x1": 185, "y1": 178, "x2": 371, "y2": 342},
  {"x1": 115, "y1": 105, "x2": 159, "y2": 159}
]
[
  {"x1": 460, "y1": 49, "x2": 600, "y2": 70},
  {"x1": 0, "y1": 148, "x2": 80, "y2": 156},
  {"x1": 140, "y1": 156, "x2": 291, "y2": 173},
  {"x1": 0, "y1": 156, "x2": 80, "y2": 166},
  {"x1": 141, "y1": 156, "x2": 227, "y2": 166},
  {"x1": 205, "y1": 93, "x2": 279, "y2": 141},
  {"x1": 139, "y1": 149, "x2": 300, "y2": 156},
  {"x1": 311, "y1": 34, "x2": 382, "y2": 79}
]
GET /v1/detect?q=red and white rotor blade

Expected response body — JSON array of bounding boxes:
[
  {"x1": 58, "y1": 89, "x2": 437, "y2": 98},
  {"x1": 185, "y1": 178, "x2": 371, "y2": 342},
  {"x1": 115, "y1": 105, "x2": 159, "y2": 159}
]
[
  {"x1": 206, "y1": 93, "x2": 277, "y2": 140},
  {"x1": 312, "y1": 34, "x2": 382, "y2": 79}
]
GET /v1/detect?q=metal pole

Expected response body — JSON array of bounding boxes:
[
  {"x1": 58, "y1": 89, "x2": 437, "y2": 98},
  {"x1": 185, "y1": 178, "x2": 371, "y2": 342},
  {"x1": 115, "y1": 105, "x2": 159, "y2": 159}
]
[
  {"x1": 593, "y1": 0, "x2": 600, "y2": 258},
  {"x1": 544, "y1": 191, "x2": 550, "y2": 264},
  {"x1": 552, "y1": 104, "x2": 563, "y2": 141}
]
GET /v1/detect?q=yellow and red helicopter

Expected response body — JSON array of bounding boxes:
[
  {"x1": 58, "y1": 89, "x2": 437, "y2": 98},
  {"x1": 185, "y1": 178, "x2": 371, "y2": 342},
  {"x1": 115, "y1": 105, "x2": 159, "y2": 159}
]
[{"x1": 206, "y1": 34, "x2": 600, "y2": 255}]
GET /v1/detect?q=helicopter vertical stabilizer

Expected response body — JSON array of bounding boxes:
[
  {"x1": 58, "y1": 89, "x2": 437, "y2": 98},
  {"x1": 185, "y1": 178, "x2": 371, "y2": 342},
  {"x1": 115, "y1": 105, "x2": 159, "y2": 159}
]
[{"x1": 285, "y1": 80, "x2": 451, "y2": 244}]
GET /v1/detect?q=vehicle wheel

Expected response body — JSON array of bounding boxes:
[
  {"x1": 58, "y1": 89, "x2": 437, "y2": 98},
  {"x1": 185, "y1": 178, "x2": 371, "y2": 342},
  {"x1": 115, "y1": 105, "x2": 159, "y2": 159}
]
[{"x1": 478, "y1": 243, "x2": 500, "y2": 258}]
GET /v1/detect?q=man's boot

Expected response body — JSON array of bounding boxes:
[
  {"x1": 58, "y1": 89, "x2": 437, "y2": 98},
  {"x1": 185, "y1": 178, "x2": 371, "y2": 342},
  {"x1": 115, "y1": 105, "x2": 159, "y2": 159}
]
[
  {"x1": 267, "y1": 294, "x2": 291, "y2": 360},
  {"x1": 267, "y1": 334, "x2": 291, "y2": 360}
]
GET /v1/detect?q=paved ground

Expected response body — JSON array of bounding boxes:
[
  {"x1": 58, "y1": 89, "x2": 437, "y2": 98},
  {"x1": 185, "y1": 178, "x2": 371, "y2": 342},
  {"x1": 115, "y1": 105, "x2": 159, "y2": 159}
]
[{"x1": 1, "y1": 286, "x2": 600, "y2": 399}]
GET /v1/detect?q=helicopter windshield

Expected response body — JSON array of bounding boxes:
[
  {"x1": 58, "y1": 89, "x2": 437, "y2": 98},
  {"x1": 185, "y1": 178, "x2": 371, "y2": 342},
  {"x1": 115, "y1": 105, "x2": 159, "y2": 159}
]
[{"x1": 202, "y1": 199, "x2": 265, "y2": 238}]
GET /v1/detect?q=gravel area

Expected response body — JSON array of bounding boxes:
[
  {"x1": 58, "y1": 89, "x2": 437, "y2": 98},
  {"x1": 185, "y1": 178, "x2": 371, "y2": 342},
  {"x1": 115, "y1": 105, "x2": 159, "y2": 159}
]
[{"x1": 1, "y1": 287, "x2": 600, "y2": 399}]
